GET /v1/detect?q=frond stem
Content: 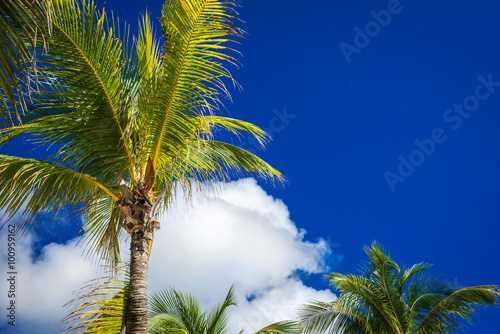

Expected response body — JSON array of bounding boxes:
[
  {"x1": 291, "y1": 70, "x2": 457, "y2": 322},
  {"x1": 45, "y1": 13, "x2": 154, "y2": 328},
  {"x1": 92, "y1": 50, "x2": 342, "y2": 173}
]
[{"x1": 51, "y1": 17, "x2": 136, "y2": 180}]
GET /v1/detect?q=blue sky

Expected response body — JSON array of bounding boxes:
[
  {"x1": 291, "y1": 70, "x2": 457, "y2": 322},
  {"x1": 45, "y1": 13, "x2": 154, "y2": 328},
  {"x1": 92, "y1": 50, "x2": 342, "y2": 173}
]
[{"x1": 1, "y1": 0, "x2": 500, "y2": 332}]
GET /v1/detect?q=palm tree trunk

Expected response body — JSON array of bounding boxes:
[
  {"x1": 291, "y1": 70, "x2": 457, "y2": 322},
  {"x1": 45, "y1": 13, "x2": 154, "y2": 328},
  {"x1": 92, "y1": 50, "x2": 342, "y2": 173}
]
[{"x1": 126, "y1": 227, "x2": 150, "y2": 334}]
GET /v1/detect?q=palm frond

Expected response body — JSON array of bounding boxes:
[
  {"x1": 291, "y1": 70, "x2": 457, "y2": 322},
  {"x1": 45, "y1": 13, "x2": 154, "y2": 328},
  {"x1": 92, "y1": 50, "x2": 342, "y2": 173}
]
[
  {"x1": 140, "y1": 0, "x2": 244, "y2": 171},
  {"x1": 149, "y1": 287, "x2": 203, "y2": 334},
  {"x1": 253, "y1": 321, "x2": 302, "y2": 334},
  {"x1": 205, "y1": 285, "x2": 237, "y2": 334},
  {"x1": 180, "y1": 140, "x2": 281, "y2": 183},
  {"x1": 327, "y1": 273, "x2": 398, "y2": 333},
  {"x1": 406, "y1": 275, "x2": 454, "y2": 320},
  {"x1": 299, "y1": 300, "x2": 368, "y2": 334},
  {"x1": 3, "y1": 0, "x2": 138, "y2": 179},
  {"x1": 0, "y1": 0, "x2": 50, "y2": 117},
  {"x1": 415, "y1": 285, "x2": 500, "y2": 333},
  {"x1": 396, "y1": 263, "x2": 433, "y2": 295},
  {"x1": 152, "y1": 138, "x2": 282, "y2": 214},
  {"x1": 136, "y1": 11, "x2": 163, "y2": 83},
  {"x1": 0, "y1": 154, "x2": 117, "y2": 233},
  {"x1": 80, "y1": 197, "x2": 123, "y2": 267},
  {"x1": 150, "y1": 285, "x2": 301, "y2": 334},
  {"x1": 195, "y1": 116, "x2": 271, "y2": 147},
  {"x1": 61, "y1": 265, "x2": 129, "y2": 334}
]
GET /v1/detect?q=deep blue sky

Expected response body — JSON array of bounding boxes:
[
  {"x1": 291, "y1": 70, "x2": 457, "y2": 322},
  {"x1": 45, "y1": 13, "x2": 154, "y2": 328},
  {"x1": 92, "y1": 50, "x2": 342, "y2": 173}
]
[{"x1": 3, "y1": 0, "x2": 500, "y2": 332}]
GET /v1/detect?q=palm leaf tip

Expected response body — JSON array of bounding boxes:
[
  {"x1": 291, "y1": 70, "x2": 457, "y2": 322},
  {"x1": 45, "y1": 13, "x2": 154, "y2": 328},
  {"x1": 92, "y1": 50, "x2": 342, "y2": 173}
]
[{"x1": 254, "y1": 321, "x2": 303, "y2": 334}]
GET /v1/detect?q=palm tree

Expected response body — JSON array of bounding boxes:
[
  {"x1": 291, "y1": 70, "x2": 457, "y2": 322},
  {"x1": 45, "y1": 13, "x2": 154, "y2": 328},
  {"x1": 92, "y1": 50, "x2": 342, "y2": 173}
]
[
  {"x1": 61, "y1": 267, "x2": 301, "y2": 334},
  {"x1": 299, "y1": 242, "x2": 500, "y2": 334},
  {"x1": 148, "y1": 286, "x2": 300, "y2": 334},
  {"x1": 0, "y1": 0, "x2": 49, "y2": 116},
  {"x1": 0, "y1": 0, "x2": 281, "y2": 333}
]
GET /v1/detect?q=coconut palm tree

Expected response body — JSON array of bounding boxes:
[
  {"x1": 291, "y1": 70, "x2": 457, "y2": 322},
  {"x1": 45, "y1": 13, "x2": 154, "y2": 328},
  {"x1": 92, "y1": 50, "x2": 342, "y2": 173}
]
[
  {"x1": 148, "y1": 286, "x2": 300, "y2": 334},
  {"x1": 62, "y1": 268, "x2": 300, "y2": 334},
  {"x1": 0, "y1": 0, "x2": 49, "y2": 116},
  {"x1": 299, "y1": 242, "x2": 500, "y2": 334},
  {"x1": 0, "y1": 0, "x2": 281, "y2": 333}
]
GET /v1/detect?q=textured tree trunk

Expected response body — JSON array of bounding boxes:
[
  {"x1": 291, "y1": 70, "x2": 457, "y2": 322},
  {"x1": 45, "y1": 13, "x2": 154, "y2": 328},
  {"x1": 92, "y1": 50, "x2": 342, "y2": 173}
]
[
  {"x1": 117, "y1": 159, "x2": 161, "y2": 333},
  {"x1": 126, "y1": 227, "x2": 150, "y2": 334}
]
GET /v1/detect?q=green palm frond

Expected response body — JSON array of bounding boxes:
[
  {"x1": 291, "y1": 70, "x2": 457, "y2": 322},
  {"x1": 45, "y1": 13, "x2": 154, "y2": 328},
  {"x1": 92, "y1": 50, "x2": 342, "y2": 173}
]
[
  {"x1": 140, "y1": 0, "x2": 244, "y2": 171},
  {"x1": 406, "y1": 276, "x2": 454, "y2": 323},
  {"x1": 363, "y1": 243, "x2": 407, "y2": 333},
  {"x1": 396, "y1": 263, "x2": 433, "y2": 295},
  {"x1": 0, "y1": 0, "x2": 49, "y2": 117},
  {"x1": 300, "y1": 241, "x2": 500, "y2": 334},
  {"x1": 415, "y1": 285, "x2": 500, "y2": 333},
  {"x1": 194, "y1": 116, "x2": 270, "y2": 147},
  {"x1": 183, "y1": 140, "x2": 281, "y2": 182},
  {"x1": 136, "y1": 11, "x2": 162, "y2": 84},
  {"x1": 61, "y1": 265, "x2": 129, "y2": 334},
  {"x1": 80, "y1": 197, "x2": 123, "y2": 266},
  {"x1": 205, "y1": 286, "x2": 237, "y2": 334},
  {"x1": 299, "y1": 300, "x2": 367, "y2": 334},
  {"x1": 5, "y1": 0, "x2": 138, "y2": 179},
  {"x1": 0, "y1": 153, "x2": 126, "y2": 266},
  {"x1": 0, "y1": 155, "x2": 116, "y2": 233},
  {"x1": 299, "y1": 300, "x2": 338, "y2": 333},
  {"x1": 0, "y1": 0, "x2": 140, "y2": 266},
  {"x1": 330, "y1": 275, "x2": 396, "y2": 333},
  {"x1": 149, "y1": 287, "x2": 207, "y2": 334},
  {"x1": 253, "y1": 321, "x2": 302, "y2": 334},
  {"x1": 149, "y1": 285, "x2": 301, "y2": 334},
  {"x1": 150, "y1": 113, "x2": 282, "y2": 208}
]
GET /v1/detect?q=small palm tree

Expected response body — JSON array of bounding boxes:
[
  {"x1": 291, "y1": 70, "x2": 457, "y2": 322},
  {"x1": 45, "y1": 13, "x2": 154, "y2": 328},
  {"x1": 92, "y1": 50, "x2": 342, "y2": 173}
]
[
  {"x1": 148, "y1": 286, "x2": 300, "y2": 334},
  {"x1": 299, "y1": 242, "x2": 500, "y2": 334},
  {"x1": 0, "y1": 0, "x2": 281, "y2": 333},
  {"x1": 61, "y1": 268, "x2": 301, "y2": 334}
]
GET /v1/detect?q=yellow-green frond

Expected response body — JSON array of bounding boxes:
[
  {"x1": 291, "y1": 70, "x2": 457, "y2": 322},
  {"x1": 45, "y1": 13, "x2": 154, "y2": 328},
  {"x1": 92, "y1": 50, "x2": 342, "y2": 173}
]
[
  {"x1": 61, "y1": 265, "x2": 129, "y2": 333},
  {"x1": 140, "y1": 0, "x2": 244, "y2": 170},
  {"x1": 0, "y1": 155, "x2": 117, "y2": 234},
  {"x1": 253, "y1": 321, "x2": 302, "y2": 334},
  {"x1": 0, "y1": 0, "x2": 50, "y2": 117},
  {"x1": 10, "y1": 0, "x2": 139, "y2": 179},
  {"x1": 81, "y1": 197, "x2": 123, "y2": 267},
  {"x1": 195, "y1": 116, "x2": 271, "y2": 148},
  {"x1": 166, "y1": 140, "x2": 282, "y2": 186}
]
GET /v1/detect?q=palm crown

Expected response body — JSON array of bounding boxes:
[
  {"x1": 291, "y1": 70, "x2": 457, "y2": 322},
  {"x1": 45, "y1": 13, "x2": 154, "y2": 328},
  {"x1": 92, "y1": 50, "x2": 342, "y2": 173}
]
[
  {"x1": 299, "y1": 242, "x2": 500, "y2": 334},
  {"x1": 0, "y1": 0, "x2": 281, "y2": 261}
]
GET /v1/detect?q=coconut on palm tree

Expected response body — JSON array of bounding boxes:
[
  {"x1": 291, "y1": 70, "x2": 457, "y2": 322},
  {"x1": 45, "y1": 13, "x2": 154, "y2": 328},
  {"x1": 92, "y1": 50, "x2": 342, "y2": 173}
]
[
  {"x1": 0, "y1": 0, "x2": 281, "y2": 333},
  {"x1": 299, "y1": 242, "x2": 500, "y2": 334}
]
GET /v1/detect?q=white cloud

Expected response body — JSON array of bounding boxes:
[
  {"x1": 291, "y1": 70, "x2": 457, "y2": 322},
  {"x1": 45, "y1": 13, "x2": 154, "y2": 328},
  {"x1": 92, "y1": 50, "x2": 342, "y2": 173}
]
[
  {"x1": 0, "y1": 178, "x2": 337, "y2": 333},
  {"x1": 0, "y1": 232, "x2": 98, "y2": 333},
  {"x1": 233, "y1": 279, "x2": 336, "y2": 332}
]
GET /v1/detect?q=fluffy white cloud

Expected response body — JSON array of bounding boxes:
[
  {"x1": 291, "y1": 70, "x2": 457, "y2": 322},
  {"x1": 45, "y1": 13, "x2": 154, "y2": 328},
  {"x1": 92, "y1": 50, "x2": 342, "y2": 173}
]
[
  {"x1": 0, "y1": 179, "x2": 337, "y2": 333},
  {"x1": 233, "y1": 279, "x2": 336, "y2": 332},
  {"x1": 0, "y1": 232, "x2": 98, "y2": 333}
]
